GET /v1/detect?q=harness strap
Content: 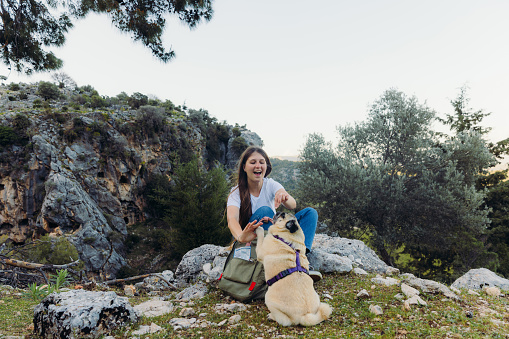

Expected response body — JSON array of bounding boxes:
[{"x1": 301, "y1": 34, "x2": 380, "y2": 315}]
[{"x1": 266, "y1": 236, "x2": 309, "y2": 286}]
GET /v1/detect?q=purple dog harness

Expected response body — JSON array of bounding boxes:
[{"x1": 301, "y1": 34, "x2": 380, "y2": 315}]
[{"x1": 266, "y1": 235, "x2": 310, "y2": 286}]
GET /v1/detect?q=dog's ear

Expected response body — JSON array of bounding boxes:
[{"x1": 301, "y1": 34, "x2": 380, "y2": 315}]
[
  {"x1": 274, "y1": 212, "x2": 285, "y2": 221},
  {"x1": 286, "y1": 219, "x2": 299, "y2": 233}
]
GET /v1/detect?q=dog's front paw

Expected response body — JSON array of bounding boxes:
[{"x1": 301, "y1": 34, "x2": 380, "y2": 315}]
[{"x1": 255, "y1": 226, "x2": 264, "y2": 238}]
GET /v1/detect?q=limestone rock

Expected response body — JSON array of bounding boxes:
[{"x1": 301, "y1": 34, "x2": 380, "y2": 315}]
[
  {"x1": 353, "y1": 267, "x2": 368, "y2": 275},
  {"x1": 369, "y1": 304, "x2": 383, "y2": 315},
  {"x1": 175, "y1": 245, "x2": 223, "y2": 285},
  {"x1": 371, "y1": 275, "x2": 400, "y2": 287},
  {"x1": 33, "y1": 290, "x2": 138, "y2": 339},
  {"x1": 406, "y1": 295, "x2": 427, "y2": 306},
  {"x1": 307, "y1": 248, "x2": 353, "y2": 273},
  {"x1": 451, "y1": 268, "x2": 509, "y2": 292},
  {"x1": 133, "y1": 299, "x2": 174, "y2": 318},
  {"x1": 175, "y1": 282, "x2": 209, "y2": 301},
  {"x1": 401, "y1": 273, "x2": 459, "y2": 300},
  {"x1": 132, "y1": 323, "x2": 162, "y2": 336},
  {"x1": 484, "y1": 286, "x2": 501, "y2": 297},
  {"x1": 356, "y1": 289, "x2": 370, "y2": 300},
  {"x1": 401, "y1": 283, "x2": 420, "y2": 298},
  {"x1": 312, "y1": 234, "x2": 397, "y2": 274}
]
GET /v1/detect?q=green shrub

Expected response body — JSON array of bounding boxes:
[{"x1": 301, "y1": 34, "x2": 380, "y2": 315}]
[
  {"x1": 0, "y1": 125, "x2": 18, "y2": 146},
  {"x1": 8, "y1": 83, "x2": 20, "y2": 91},
  {"x1": 13, "y1": 113, "x2": 30, "y2": 132},
  {"x1": 37, "y1": 81, "x2": 60, "y2": 100},
  {"x1": 128, "y1": 92, "x2": 148, "y2": 109},
  {"x1": 23, "y1": 235, "x2": 81, "y2": 266},
  {"x1": 33, "y1": 99, "x2": 42, "y2": 108},
  {"x1": 231, "y1": 136, "x2": 248, "y2": 156}
]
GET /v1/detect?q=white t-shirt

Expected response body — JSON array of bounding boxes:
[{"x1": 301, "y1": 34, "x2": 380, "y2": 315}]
[{"x1": 227, "y1": 178, "x2": 284, "y2": 215}]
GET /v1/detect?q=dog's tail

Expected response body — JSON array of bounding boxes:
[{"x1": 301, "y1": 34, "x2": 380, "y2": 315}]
[{"x1": 299, "y1": 303, "x2": 332, "y2": 326}]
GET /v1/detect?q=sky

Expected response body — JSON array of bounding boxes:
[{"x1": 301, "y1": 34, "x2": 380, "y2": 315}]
[{"x1": 2, "y1": 0, "x2": 509, "y2": 163}]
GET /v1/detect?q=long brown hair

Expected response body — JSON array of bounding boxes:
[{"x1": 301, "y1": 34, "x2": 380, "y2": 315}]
[{"x1": 235, "y1": 146, "x2": 272, "y2": 229}]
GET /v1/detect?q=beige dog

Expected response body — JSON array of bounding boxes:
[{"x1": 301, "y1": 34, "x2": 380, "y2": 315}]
[{"x1": 255, "y1": 212, "x2": 332, "y2": 326}]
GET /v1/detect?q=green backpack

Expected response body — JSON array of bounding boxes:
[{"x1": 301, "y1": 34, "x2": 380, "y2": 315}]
[{"x1": 217, "y1": 237, "x2": 267, "y2": 303}]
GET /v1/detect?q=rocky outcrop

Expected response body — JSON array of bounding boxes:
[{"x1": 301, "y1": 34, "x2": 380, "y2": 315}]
[{"x1": 0, "y1": 83, "x2": 262, "y2": 278}]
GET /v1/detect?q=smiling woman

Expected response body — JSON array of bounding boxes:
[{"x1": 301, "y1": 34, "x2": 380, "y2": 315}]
[{"x1": 226, "y1": 146, "x2": 317, "y2": 252}]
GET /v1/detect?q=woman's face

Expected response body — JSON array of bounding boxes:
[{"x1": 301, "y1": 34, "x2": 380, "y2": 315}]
[{"x1": 243, "y1": 151, "x2": 267, "y2": 183}]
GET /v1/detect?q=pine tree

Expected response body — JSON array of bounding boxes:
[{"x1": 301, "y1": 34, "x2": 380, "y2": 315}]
[{"x1": 1, "y1": 0, "x2": 213, "y2": 74}]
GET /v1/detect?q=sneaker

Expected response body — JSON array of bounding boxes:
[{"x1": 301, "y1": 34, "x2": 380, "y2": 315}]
[{"x1": 309, "y1": 270, "x2": 322, "y2": 283}]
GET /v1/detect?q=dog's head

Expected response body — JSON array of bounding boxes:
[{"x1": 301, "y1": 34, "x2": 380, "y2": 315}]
[
  {"x1": 273, "y1": 212, "x2": 300, "y2": 233},
  {"x1": 269, "y1": 212, "x2": 306, "y2": 254}
]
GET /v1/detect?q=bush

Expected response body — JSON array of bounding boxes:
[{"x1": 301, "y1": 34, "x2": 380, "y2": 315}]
[
  {"x1": 8, "y1": 83, "x2": 20, "y2": 91},
  {"x1": 128, "y1": 92, "x2": 148, "y2": 109},
  {"x1": 231, "y1": 136, "x2": 248, "y2": 156},
  {"x1": 0, "y1": 125, "x2": 18, "y2": 146},
  {"x1": 135, "y1": 105, "x2": 167, "y2": 138},
  {"x1": 166, "y1": 158, "x2": 232, "y2": 256},
  {"x1": 37, "y1": 81, "x2": 60, "y2": 100},
  {"x1": 23, "y1": 235, "x2": 81, "y2": 266}
]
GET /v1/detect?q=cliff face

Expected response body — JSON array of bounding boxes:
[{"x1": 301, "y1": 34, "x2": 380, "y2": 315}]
[{"x1": 0, "y1": 83, "x2": 262, "y2": 278}]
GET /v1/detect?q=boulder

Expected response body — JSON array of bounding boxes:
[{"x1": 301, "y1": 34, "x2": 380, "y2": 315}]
[
  {"x1": 33, "y1": 290, "x2": 138, "y2": 339},
  {"x1": 312, "y1": 234, "x2": 398, "y2": 274},
  {"x1": 307, "y1": 248, "x2": 353, "y2": 273},
  {"x1": 451, "y1": 268, "x2": 509, "y2": 292},
  {"x1": 175, "y1": 245, "x2": 224, "y2": 285}
]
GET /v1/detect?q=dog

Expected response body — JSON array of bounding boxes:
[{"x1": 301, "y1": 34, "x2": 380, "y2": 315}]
[{"x1": 255, "y1": 212, "x2": 332, "y2": 326}]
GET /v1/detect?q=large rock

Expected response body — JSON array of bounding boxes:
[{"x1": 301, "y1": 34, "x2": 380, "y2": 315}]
[
  {"x1": 33, "y1": 290, "x2": 138, "y2": 339},
  {"x1": 307, "y1": 248, "x2": 353, "y2": 273},
  {"x1": 312, "y1": 234, "x2": 398, "y2": 274},
  {"x1": 175, "y1": 244, "x2": 224, "y2": 285},
  {"x1": 401, "y1": 273, "x2": 459, "y2": 300},
  {"x1": 451, "y1": 268, "x2": 509, "y2": 291}
]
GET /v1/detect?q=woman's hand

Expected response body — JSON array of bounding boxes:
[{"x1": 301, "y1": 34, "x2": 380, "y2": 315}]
[
  {"x1": 238, "y1": 219, "x2": 263, "y2": 243},
  {"x1": 274, "y1": 190, "x2": 290, "y2": 209}
]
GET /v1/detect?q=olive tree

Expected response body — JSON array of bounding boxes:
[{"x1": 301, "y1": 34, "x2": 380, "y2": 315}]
[{"x1": 299, "y1": 89, "x2": 496, "y2": 280}]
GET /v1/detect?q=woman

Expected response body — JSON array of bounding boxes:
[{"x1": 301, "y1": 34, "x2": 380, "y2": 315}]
[{"x1": 226, "y1": 146, "x2": 321, "y2": 281}]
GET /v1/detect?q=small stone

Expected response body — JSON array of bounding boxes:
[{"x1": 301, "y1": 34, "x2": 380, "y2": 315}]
[
  {"x1": 466, "y1": 310, "x2": 473, "y2": 318},
  {"x1": 394, "y1": 293, "x2": 405, "y2": 301},
  {"x1": 484, "y1": 286, "x2": 501, "y2": 297},
  {"x1": 369, "y1": 304, "x2": 383, "y2": 315},
  {"x1": 356, "y1": 289, "x2": 370, "y2": 300},
  {"x1": 401, "y1": 283, "x2": 419, "y2": 298},
  {"x1": 353, "y1": 267, "x2": 368, "y2": 275},
  {"x1": 124, "y1": 285, "x2": 135, "y2": 297},
  {"x1": 228, "y1": 314, "x2": 241, "y2": 324},
  {"x1": 403, "y1": 300, "x2": 411, "y2": 311},
  {"x1": 179, "y1": 307, "x2": 195, "y2": 317},
  {"x1": 468, "y1": 289, "x2": 480, "y2": 296}
]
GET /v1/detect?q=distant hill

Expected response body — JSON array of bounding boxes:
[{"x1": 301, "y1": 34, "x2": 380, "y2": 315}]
[{"x1": 269, "y1": 158, "x2": 299, "y2": 192}]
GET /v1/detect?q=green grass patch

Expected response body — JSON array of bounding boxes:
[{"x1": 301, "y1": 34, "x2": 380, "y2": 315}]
[{"x1": 1, "y1": 273, "x2": 508, "y2": 338}]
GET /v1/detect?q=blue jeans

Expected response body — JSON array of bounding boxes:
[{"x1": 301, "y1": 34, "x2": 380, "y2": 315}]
[{"x1": 249, "y1": 206, "x2": 318, "y2": 252}]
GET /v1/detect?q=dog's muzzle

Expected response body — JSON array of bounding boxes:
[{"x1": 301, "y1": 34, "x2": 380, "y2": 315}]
[{"x1": 286, "y1": 219, "x2": 299, "y2": 233}]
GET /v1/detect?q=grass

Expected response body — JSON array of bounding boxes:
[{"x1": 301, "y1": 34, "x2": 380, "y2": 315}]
[{"x1": 1, "y1": 272, "x2": 508, "y2": 338}]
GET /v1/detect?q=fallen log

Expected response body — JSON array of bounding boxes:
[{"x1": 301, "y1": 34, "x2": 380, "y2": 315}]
[
  {"x1": 0, "y1": 257, "x2": 81, "y2": 270},
  {"x1": 104, "y1": 273, "x2": 176, "y2": 289}
]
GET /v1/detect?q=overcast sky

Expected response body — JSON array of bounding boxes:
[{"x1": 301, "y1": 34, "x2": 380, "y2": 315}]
[{"x1": 2, "y1": 0, "x2": 508, "y2": 163}]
